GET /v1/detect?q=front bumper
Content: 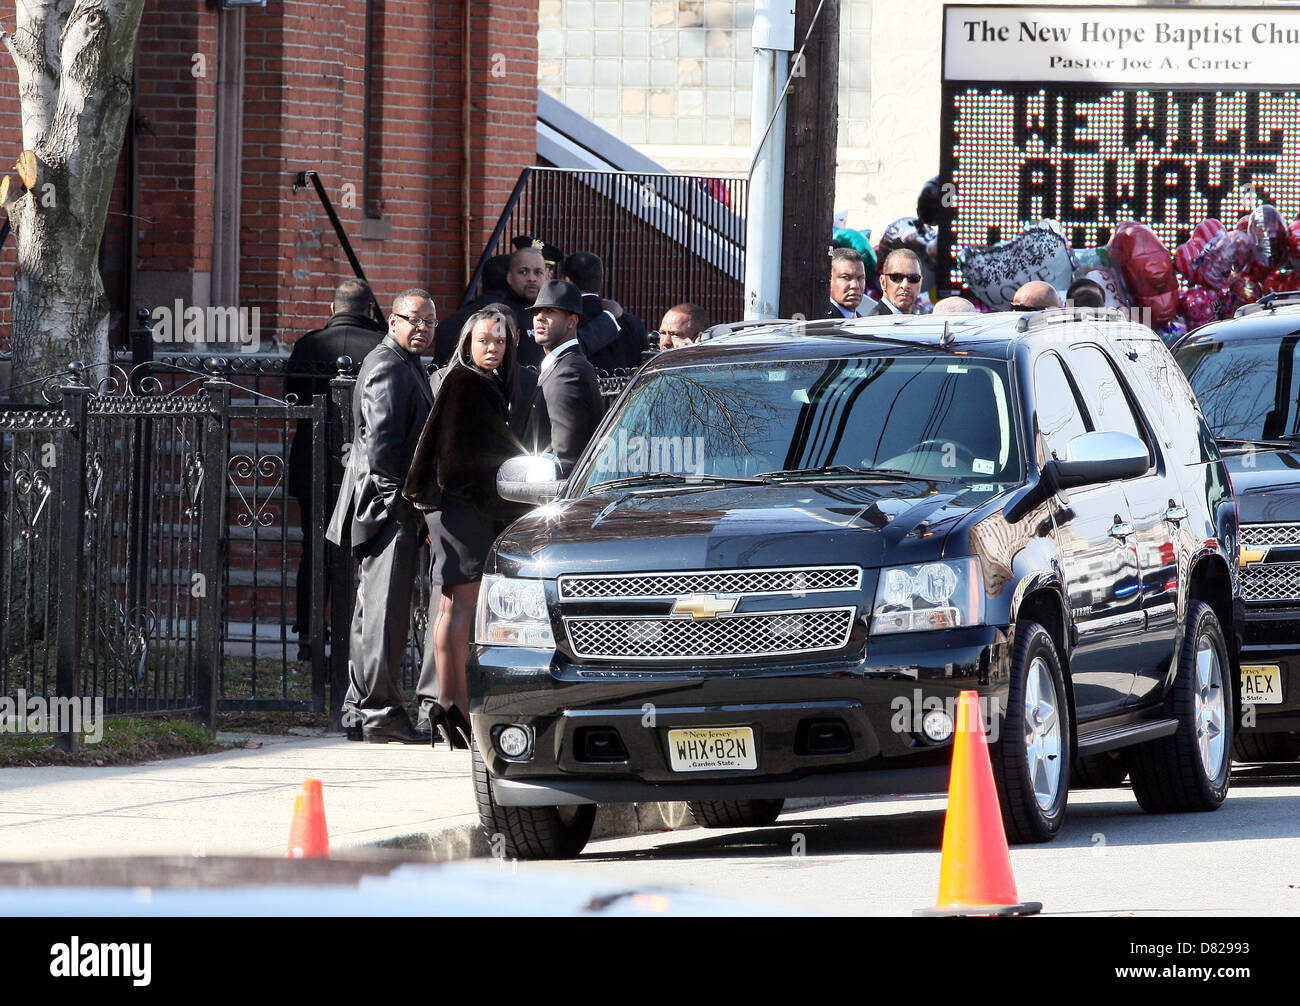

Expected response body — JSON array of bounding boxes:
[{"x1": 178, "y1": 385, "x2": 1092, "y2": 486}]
[
  {"x1": 1240, "y1": 608, "x2": 1300, "y2": 730},
  {"x1": 468, "y1": 624, "x2": 1010, "y2": 806}
]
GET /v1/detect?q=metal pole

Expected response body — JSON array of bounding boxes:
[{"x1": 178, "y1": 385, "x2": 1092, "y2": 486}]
[
  {"x1": 195, "y1": 359, "x2": 231, "y2": 729},
  {"x1": 745, "y1": 0, "x2": 796, "y2": 320},
  {"x1": 328, "y1": 357, "x2": 357, "y2": 729},
  {"x1": 54, "y1": 364, "x2": 89, "y2": 754}
]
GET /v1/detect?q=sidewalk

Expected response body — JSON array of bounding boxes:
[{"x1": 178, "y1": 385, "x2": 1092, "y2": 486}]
[{"x1": 0, "y1": 733, "x2": 483, "y2": 862}]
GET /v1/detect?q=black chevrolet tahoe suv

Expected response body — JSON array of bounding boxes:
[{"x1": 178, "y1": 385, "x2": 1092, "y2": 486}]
[
  {"x1": 471, "y1": 309, "x2": 1241, "y2": 859},
  {"x1": 1173, "y1": 291, "x2": 1300, "y2": 763}
]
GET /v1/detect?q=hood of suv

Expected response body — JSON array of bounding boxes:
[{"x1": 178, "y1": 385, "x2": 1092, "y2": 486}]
[
  {"x1": 492, "y1": 481, "x2": 1012, "y2": 577},
  {"x1": 1223, "y1": 448, "x2": 1300, "y2": 524}
]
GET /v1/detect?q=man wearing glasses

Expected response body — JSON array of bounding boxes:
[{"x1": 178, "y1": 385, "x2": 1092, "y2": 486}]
[
  {"x1": 871, "y1": 249, "x2": 924, "y2": 316},
  {"x1": 327, "y1": 289, "x2": 438, "y2": 743}
]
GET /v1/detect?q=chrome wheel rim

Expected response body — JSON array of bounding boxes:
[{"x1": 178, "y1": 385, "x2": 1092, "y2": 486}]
[
  {"x1": 1024, "y1": 655, "x2": 1063, "y2": 811},
  {"x1": 1195, "y1": 635, "x2": 1227, "y2": 780}
]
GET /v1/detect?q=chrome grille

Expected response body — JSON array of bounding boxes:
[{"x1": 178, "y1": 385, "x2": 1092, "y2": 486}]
[
  {"x1": 1241, "y1": 562, "x2": 1300, "y2": 603},
  {"x1": 565, "y1": 607, "x2": 856, "y2": 661},
  {"x1": 1240, "y1": 523, "x2": 1300, "y2": 547},
  {"x1": 558, "y1": 566, "x2": 861, "y2": 600}
]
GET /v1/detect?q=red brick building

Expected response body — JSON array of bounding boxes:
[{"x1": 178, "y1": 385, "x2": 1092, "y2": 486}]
[{"x1": 0, "y1": 0, "x2": 540, "y2": 350}]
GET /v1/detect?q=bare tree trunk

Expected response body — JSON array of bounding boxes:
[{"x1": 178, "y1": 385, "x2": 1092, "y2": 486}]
[{"x1": 4, "y1": 0, "x2": 146, "y2": 395}]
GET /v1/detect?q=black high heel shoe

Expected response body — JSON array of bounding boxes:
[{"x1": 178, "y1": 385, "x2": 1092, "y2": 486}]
[
  {"x1": 423, "y1": 703, "x2": 448, "y2": 749},
  {"x1": 444, "y1": 704, "x2": 472, "y2": 750}
]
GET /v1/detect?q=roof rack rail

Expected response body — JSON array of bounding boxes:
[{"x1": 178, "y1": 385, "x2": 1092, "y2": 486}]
[
  {"x1": 1235, "y1": 289, "x2": 1300, "y2": 317},
  {"x1": 703, "y1": 314, "x2": 970, "y2": 353},
  {"x1": 700, "y1": 317, "x2": 808, "y2": 341},
  {"x1": 1014, "y1": 306, "x2": 1129, "y2": 333}
]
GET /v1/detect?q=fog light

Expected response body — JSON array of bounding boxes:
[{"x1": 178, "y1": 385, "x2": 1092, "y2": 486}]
[
  {"x1": 498, "y1": 726, "x2": 531, "y2": 758},
  {"x1": 922, "y1": 709, "x2": 954, "y2": 743}
]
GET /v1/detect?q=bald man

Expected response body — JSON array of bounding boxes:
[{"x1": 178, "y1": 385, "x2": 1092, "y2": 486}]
[
  {"x1": 933, "y1": 296, "x2": 977, "y2": 315},
  {"x1": 1011, "y1": 281, "x2": 1061, "y2": 311}
]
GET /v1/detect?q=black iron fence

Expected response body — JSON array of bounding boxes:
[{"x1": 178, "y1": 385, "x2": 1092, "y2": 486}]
[
  {"x1": 0, "y1": 313, "x2": 643, "y2": 749},
  {"x1": 468, "y1": 167, "x2": 747, "y2": 329}
]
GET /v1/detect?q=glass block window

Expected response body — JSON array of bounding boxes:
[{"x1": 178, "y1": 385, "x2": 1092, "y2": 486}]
[{"x1": 539, "y1": 0, "x2": 872, "y2": 155}]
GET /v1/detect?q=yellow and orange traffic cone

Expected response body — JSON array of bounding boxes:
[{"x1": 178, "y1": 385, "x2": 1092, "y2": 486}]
[
  {"x1": 287, "y1": 778, "x2": 330, "y2": 859},
  {"x1": 915, "y1": 690, "x2": 1040, "y2": 916}
]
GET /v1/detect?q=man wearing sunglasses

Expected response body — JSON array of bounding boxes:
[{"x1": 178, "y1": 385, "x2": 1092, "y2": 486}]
[
  {"x1": 327, "y1": 289, "x2": 438, "y2": 744},
  {"x1": 872, "y1": 249, "x2": 924, "y2": 316}
]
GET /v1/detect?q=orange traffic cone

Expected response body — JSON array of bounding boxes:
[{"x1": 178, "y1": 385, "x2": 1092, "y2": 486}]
[
  {"x1": 287, "y1": 778, "x2": 330, "y2": 859},
  {"x1": 915, "y1": 690, "x2": 1040, "y2": 916}
]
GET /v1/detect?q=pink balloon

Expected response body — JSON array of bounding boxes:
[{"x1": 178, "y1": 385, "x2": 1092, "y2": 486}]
[{"x1": 1179, "y1": 286, "x2": 1223, "y2": 330}]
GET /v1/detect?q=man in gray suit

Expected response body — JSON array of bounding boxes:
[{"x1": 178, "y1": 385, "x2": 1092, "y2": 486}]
[{"x1": 327, "y1": 289, "x2": 436, "y2": 743}]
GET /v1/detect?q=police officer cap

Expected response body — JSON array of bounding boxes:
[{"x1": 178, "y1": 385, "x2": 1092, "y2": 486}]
[{"x1": 512, "y1": 234, "x2": 564, "y2": 266}]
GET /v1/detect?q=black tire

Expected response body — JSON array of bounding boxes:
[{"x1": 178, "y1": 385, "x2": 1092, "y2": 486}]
[
  {"x1": 1072, "y1": 751, "x2": 1129, "y2": 789},
  {"x1": 687, "y1": 799, "x2": 785, "y2": 828},
  {"x1": 472, "y1": 739, "x2": 596, "y2": 859},
  {"x1": 1129, "y1": 602, "x2": 1233, "y2": 813},
  {"x1": 1232, "y1": 730, "x2": 1300, "y2": 763},
  {"x1": 991, "y1": 621, "x2": 1071, "y2": 844}
]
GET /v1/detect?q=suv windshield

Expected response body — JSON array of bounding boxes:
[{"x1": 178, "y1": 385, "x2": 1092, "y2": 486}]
[
  {"x1": 1177, "y1": 334, "x2": 1300, "y2": 441},
  {"x1": 575, "y1": 356, "x2": 1023, "y2": 492}
]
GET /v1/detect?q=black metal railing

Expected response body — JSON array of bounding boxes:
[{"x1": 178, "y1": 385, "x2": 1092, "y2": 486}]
[
  {"x1": 466, "y1": 167, "x2": 747, "y2": 331},
  {"x1": 1, "y1": 309, "x2": 644, "y2": 749}
]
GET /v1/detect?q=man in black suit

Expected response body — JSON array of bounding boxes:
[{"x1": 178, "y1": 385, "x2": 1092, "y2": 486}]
[
  {"x1": 872, "y1": 249, "x2": 924, "y2": 316},
  {"x1": 326, "y1": 289, "x2": 437, "y2": 743},
  {"x1": 434, "y1": 243, "x2": 623, "y2": 370},
  {"x1": 562, "y1": 251, "x2": 648, "y2": 373},
  {"x1": 286, "y1": 279, "x2": 385, "y2": 661},
  {"x1": 529, "y1": 280, "x2": 605, "y2": 475},
  {"x1": 827, "y1": 247, "x2": 877, "y2": 318}
]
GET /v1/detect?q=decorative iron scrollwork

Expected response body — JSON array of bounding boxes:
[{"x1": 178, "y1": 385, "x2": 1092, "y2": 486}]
[
  {"x1": 228, "y1": 454, "x2": 284, "y2": 528},
  {"x1": 11, "y1": 466, "x2": 52, "y2": 541},
  {"x1": 98, "y1": 603, "x2": 158, "y2": 685},
  {"x1": 0, "y1": 410, "x2": 73, "y2": 431},
  {"x1": 182, "y1": 451, "x2": 204, "y2": 519},
  {"x1": 83, "y1": 452, "x2": 104, "y2": 521}
]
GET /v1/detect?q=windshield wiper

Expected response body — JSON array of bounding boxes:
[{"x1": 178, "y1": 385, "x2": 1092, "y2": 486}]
[
  {"x1": 585, "y1": 471, "x2": 773, "y2": 492},
  {"x1": 756, "y1": 465, "x2": 954, "y2": 483},
  {"x1": 1217, "y1": 437, "x2": 1291, "y2": 449}
]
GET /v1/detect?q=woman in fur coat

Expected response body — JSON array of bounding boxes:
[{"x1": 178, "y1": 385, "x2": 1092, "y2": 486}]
[{"x1": 404, "y1": 306, "x2": 529, "y2": 746}]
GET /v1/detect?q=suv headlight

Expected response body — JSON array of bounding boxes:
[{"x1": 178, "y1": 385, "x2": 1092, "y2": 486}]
[
  {"x1": 476, "y1": 575, "x2": 555, "y2": 647},
  {"x1": 870, "y1": 558, "x2": 983, "y2": 635}
]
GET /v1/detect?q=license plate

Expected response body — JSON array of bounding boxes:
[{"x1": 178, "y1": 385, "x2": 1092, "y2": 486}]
[
  {"x1": 1240, "y1": 665, "x2": 1284, "y2": 705},
  {"x1": 667, "y1": 727, "x2": 757, "y2": 772}
]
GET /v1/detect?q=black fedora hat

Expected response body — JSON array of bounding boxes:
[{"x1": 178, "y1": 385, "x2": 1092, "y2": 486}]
[{"x1": 530, "y1": 279, "x2": 583, "y2": 316}]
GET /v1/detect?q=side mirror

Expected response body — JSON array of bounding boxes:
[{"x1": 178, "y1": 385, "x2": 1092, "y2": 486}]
[
  {"x1": 1053, "y1": 431, "x2": 1149, "y2": 489},
  {"x1": 497, "y1": 454, "x2": 564, "y2": 506},
  {"x1": 1003, "y1": 431, "x2": 1148, "y2": 524}
]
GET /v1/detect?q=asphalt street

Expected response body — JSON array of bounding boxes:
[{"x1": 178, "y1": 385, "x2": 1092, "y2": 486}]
[{"x1": 521, "y1": 762, "x2": 1300, "y2": 917}]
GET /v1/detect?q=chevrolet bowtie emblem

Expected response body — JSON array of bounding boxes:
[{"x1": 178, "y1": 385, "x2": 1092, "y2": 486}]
[
  {"x1": 1239, "y1": 547, "x2": 1269, "y2": 568},
  {"x1": 671, "y1": 594, "x2": 738, "y2": 619}
]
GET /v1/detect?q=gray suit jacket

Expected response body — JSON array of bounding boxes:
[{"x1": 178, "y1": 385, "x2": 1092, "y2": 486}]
[{"x1": 327, "y1": 335, "x2": 434, "y2": 552}]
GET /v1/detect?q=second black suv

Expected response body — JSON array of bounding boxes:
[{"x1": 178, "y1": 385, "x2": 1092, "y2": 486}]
[
  {"x1": 1174, "y1": 292, "x2": 1300, "y2": 762},
  {"x1": 472, "y1": 309, "x2": 1241, "y2": 858}
]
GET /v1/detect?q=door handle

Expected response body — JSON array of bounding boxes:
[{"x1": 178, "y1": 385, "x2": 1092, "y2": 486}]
[
  {"x1": 1109, "y1": 521, "x2": 1134, "y2": 540},
  {"x1": 1164, "y1": 505, "x2": 1188, "y2": 523}
]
